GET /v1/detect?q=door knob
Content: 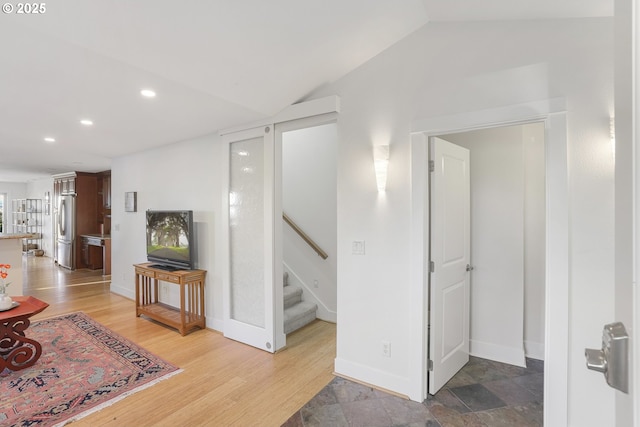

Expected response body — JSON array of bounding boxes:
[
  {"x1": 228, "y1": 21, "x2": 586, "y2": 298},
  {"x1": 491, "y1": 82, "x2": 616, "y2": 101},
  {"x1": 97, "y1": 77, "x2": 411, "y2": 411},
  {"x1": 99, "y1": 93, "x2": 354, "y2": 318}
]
[{"x1": 466, "y1": 264, "x2": 474, "y2": 271}]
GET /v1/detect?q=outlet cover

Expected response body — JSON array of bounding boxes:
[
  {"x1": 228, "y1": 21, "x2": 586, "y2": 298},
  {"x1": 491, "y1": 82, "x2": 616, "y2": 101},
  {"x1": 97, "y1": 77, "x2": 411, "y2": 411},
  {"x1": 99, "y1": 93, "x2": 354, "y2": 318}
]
[
  {"x1": 352, "y1": 240, "x2": 365, "y2": 255},
  {"x1": 382, "y1": 340, "x2": 391, "y2": 357}
]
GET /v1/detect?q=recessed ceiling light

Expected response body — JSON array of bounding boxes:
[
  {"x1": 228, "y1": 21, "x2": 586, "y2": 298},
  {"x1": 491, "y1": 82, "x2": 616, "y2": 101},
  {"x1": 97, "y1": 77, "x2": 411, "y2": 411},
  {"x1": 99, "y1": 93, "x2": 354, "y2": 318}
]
[
  {"x1": 140, "y1": 89, "x2": 156, "y2": 98},
  {"x1": 44, "y1": 137, "x2": 55, "y2": 143},
  {"x1": 80, "y1": 119, "x2": 93, "y2": 126}
]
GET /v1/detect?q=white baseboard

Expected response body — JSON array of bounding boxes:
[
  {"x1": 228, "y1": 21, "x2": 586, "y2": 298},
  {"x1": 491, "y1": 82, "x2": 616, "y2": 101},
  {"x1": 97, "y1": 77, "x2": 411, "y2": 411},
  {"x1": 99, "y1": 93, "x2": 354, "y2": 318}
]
[
  {"x1": 524, "y1": 340, "x2": 545, "y2": 360},
  {"x1": 110, "y1": 282, "x2": 134, "y2": 300},
  {"x1": 208, "y1": 318, "x2": 224, "y2": 332},
  {"x1": 470, "y1": 339, "x2": 526, "y2": 367},
  {"x1": 334, "y1": 357, "x2": 417, "y2": 401}
]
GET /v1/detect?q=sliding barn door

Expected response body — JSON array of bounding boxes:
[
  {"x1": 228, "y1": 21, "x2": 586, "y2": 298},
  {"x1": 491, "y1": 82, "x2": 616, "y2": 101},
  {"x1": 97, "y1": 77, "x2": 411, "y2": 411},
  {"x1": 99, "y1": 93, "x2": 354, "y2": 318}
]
[{"x1": 222, "y1": 126, "x2": 282, "y2": 352}]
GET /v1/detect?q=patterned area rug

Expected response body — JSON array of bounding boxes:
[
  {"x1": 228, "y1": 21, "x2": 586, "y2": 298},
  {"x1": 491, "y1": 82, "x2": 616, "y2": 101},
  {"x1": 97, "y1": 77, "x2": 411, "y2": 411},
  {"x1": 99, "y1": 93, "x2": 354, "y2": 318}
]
[{"x1": 0, "y1": 312, "x2": 181, "y2": 427}]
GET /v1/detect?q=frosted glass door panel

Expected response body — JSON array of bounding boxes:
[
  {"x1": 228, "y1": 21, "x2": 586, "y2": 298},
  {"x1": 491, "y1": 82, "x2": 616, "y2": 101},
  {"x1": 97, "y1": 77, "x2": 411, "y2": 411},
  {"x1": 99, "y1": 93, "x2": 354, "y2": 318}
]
[{"x1": 230, "y1": 138, "x2": 265, "y2": 327}]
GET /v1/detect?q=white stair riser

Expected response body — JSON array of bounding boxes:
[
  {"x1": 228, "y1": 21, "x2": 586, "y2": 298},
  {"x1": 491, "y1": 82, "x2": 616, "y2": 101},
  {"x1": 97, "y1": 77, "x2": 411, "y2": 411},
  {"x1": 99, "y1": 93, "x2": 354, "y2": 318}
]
[
  {"x1": 284, "y1": 301, "x2": 318, "y2": 334},
  {"x1": 284, "y1": 285, "x2": 303, "y2": 309}
]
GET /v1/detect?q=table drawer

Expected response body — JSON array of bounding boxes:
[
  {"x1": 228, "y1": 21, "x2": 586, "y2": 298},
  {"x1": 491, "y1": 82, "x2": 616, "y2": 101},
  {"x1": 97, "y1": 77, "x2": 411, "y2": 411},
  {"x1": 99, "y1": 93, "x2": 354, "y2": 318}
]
[
  {"x1": 135, "y1": 267, "x2": 156, "y2": 278},
  {"x1": 157, "y1": 273, "x2": 180, "y2": 284}
]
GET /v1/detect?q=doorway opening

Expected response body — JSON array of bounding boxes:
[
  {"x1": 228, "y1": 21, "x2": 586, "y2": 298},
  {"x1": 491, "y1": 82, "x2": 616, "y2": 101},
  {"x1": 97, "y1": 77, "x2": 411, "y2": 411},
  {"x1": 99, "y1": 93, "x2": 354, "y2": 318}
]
[
  {"x1": 409, "y1": 100, "x2": 568, "y2": 425},
  {"x1": 277, "y1": 120, "x2": 338, "y2": 338},
  {"x1": 428, "y1": 122, "x2": 546, "y2": 395}
]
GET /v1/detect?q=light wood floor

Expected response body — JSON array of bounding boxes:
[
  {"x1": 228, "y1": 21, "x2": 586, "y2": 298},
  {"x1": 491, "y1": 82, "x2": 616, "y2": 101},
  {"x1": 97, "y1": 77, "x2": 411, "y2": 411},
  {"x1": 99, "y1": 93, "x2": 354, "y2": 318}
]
[{"x1": 22, "y1": 256, "x2": 337, "y2": 427}]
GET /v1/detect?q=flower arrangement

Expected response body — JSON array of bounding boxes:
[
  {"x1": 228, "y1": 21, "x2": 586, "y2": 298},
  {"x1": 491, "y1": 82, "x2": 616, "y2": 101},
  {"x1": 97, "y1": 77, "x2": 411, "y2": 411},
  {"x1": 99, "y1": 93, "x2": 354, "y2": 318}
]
[{"x1": 0, "y1": 263, "x2": 11, "y2": 294}]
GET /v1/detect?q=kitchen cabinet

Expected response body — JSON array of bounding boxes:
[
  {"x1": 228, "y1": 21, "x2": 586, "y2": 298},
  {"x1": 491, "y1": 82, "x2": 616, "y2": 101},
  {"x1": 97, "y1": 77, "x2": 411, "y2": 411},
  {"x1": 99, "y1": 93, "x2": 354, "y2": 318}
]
[
  {"x1": 96, "y1": 171, "x2": 111, "y2": 236},
  {"x1": 53, "y1": 171, "x2": 111, "y2": 271},
  {"x1": 60, "y1": 177, "x2": 75, "y2": 195},
  {"x1": 80, "y1": 234, "x2": 110, "y2": 275},
  {"x1": 81, "y1": 236, "x2": 103, "y2": 270},
  {"x1": 53, "y1": 172, "x2": 99, "y2": 270},
  {"x1": 102, "y1": 172, "x2": 111, "y2": 209}
]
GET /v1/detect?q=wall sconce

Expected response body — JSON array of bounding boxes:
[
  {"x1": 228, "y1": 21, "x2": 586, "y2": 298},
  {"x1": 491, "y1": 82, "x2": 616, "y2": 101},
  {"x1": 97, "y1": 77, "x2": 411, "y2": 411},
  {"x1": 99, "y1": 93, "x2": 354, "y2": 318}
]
[
  {"x1": 373, "y1": 145, "x2": 389, "y2": 193},
  {"x1": 610, "y1": 116, "x2": 616, "y2": 158}
]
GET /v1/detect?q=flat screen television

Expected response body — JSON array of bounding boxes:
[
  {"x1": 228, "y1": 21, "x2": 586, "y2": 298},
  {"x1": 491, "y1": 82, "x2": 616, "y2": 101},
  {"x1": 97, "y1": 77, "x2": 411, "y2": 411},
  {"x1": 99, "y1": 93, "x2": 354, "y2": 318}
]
[{"x1": 146, "y1": 210, "x2": 194, "y2": 271}]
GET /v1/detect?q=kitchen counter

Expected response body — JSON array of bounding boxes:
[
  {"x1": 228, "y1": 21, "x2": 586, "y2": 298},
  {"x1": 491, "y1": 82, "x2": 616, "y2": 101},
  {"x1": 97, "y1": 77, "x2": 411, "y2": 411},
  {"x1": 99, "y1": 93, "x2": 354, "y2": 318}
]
[
  {"x1": 0, "y1": 233, "x2": 37, "y2": 240},
  {"x1": 80, "y1": 234, "x2": 111, "y2": 239}
]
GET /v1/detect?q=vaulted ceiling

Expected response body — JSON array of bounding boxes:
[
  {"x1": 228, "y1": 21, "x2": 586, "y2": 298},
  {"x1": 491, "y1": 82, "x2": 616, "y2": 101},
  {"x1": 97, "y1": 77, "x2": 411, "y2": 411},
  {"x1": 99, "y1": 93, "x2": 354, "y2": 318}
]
[{"x1": 0, "y1": 0, "x2": 613, "y2": 182}]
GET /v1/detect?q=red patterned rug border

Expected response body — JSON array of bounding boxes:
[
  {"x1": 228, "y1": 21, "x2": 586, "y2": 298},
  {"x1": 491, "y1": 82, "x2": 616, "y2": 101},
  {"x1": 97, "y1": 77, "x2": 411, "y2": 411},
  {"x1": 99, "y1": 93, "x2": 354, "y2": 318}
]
[
  {"x1": 1, "y1": 311, "x2": 182, "y2": 427},
  {"x1": 54, "y1": 365, "x2": 183, "y2": 427}
]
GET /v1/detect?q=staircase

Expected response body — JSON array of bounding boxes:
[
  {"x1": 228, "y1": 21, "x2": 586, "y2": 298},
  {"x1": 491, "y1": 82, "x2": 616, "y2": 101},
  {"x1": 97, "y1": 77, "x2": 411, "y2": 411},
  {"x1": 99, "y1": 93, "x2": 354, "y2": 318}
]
[{"x1": 283, "y1": 271, "x2": 317, "y2": 334}]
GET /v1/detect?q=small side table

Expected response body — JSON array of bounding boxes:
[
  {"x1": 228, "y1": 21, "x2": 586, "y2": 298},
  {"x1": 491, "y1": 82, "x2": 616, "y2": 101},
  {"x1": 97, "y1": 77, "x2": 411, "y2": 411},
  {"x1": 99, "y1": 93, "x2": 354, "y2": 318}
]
[
  {"x1": 0, "y1": 296, "x2": 49, "y2": 371},
  {"x1": 134, "y1": 263, "x2": 207, "y2": 335}
]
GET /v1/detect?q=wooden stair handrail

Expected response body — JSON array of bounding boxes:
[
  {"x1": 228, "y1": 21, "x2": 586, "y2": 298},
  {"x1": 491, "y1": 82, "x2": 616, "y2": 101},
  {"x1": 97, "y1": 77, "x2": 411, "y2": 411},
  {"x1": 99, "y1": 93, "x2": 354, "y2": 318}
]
[{"x1": 283, "y1": 213, "x2": 328, "y2": 260}]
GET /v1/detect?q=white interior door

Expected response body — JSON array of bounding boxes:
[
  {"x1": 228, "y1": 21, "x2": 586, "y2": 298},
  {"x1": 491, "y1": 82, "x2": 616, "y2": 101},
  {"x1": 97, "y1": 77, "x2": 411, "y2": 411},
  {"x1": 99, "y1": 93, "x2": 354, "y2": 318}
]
[
  {"x1": 429, "y1": 136, "x2": 471, "y2": 394},
  {"x1": 222, "y1": 126, "x2": 280, "y2": 353}
]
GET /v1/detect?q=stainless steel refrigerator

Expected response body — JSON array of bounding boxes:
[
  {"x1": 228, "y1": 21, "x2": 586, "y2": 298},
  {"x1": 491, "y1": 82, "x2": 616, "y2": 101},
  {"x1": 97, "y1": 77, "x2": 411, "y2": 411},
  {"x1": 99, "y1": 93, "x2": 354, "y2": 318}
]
[{"x1": 57, "y1": 194, "x2": 76, "y2": 269}]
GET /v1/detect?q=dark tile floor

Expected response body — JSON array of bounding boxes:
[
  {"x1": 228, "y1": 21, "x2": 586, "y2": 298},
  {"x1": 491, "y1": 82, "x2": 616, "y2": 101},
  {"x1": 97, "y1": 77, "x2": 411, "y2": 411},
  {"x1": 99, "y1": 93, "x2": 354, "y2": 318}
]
[{"x1": 283, "y1": 356, "x2": 544, "y2": 427}]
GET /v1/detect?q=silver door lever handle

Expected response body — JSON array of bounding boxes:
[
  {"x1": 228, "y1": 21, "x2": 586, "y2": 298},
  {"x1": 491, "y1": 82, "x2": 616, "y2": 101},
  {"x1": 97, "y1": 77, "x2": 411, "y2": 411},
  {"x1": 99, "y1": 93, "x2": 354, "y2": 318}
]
[{"x1": 585, "y1": 322, "x2": 629, "y2": 393}]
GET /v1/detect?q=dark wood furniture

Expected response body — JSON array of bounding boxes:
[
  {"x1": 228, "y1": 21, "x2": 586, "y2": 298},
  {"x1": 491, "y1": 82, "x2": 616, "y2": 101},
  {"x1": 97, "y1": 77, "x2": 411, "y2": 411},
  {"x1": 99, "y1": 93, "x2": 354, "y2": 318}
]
[
  {"x1": 97, "y1": 170, "x2": 111, "y2": 235},
  {"x1": 53, "y1": 171, "x2": 111, "y2": 271},
  {"x1": 81, "y1": 234, "x2": 111, "y2": 275},
  {"x1": 0, "y1": 296, "x2": 49, "y2": 371},
  {"x1": 134, "y1": 263, "x2": 206, "y2": 335},
  {"x1": 53, "y1": 172, "x2": 98, "y2": 269}
]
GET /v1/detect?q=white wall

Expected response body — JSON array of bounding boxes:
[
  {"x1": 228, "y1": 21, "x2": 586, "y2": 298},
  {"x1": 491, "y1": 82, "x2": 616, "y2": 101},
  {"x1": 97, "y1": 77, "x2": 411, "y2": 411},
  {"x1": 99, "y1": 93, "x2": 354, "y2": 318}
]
[
  {"x1": 282, "y1": 123, "x2": 337, "y2": 320},
  {"x1": 110, "y1": 134, "x2": 224, "y2": 330},
  {"x1": 310, "y1": 18, "x2": 614, "y2": 426},
  {"x1": 447, "y1": 128, "x2": 525, "y2": 366}
]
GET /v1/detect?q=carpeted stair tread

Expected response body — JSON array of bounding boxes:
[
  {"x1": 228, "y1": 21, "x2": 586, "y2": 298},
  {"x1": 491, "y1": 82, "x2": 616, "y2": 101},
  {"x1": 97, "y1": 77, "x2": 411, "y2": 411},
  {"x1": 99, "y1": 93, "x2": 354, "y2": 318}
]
[{"x1": 284, "y1": 285, "x2": 303, "y2": 309}]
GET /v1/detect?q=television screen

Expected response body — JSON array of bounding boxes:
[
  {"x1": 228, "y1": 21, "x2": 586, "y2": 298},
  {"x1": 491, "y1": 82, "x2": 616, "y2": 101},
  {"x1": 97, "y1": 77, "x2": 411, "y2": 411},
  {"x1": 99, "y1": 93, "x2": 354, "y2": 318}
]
[{"x1": 146, "y1": 210, "x2": 194, "y2": 270}]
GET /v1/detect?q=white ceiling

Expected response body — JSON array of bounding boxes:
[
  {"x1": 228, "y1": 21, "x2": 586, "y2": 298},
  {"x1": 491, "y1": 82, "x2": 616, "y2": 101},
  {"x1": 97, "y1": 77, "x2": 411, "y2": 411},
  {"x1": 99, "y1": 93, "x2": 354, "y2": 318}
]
[{"x1": 0, "y1": 0, "x2": 612, "y2": 183}]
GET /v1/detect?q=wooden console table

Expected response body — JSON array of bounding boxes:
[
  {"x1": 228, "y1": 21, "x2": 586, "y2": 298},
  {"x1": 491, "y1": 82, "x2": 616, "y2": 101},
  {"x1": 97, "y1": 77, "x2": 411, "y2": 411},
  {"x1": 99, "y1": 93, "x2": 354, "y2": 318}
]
[{"x1": 134, "y1": 263, "x2": 207, "y2": 336}]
